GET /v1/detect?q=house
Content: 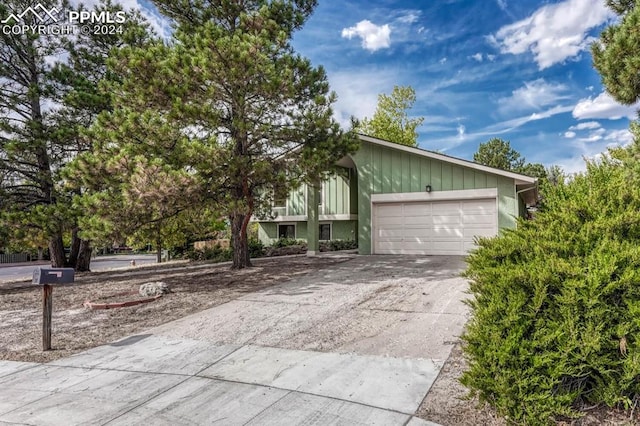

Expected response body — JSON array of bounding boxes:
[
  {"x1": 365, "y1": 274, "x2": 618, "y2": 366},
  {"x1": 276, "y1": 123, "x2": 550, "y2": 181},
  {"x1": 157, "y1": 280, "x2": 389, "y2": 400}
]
[{"x1": 256, "y1": 134, "x2": 538, "y2": 256}]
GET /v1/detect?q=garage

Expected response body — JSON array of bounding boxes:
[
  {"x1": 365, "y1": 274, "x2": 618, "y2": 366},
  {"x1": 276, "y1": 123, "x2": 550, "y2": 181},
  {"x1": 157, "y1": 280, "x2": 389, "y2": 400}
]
[{"x1": 372, "y1": 198, "x2": 498, "y2": 255}]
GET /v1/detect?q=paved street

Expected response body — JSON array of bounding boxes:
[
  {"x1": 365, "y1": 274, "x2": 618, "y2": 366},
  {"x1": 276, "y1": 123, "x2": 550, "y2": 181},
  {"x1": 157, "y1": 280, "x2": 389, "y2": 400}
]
[{"x1": 0, "y1": 254, "x2": 158, "y2": 283}]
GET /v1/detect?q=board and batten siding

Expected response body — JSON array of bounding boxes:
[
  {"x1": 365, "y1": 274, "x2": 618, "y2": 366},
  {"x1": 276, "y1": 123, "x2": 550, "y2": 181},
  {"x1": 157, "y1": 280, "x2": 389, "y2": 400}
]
[
  {"x1": 273, "y1": 169, "x2": 354, "y2": 218},
  {"x1": 352, "y1": 141, "x2": 518, "y2": 255}
]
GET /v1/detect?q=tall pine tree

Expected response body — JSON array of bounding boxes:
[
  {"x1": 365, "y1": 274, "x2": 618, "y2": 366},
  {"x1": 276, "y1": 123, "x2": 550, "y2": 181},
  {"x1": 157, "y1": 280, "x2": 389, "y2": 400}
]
[{"x1": 85, "y1": 0, "x2": 358, "y2": 269}]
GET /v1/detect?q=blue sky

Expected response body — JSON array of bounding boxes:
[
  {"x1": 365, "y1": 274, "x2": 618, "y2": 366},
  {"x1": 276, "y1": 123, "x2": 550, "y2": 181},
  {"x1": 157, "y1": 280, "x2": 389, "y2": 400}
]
[
  {"x1": 99, "y1": 0, "x2": 638, "y2": 173},
  {"x1": 289, "y1": 0, "x2": 639, "y2": 173}
]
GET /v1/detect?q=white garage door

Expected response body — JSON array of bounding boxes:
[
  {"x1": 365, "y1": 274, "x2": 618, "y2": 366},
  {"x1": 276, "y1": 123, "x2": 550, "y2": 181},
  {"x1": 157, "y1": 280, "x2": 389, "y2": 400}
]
[{"x1": 373, "y1": 198, "x2": 497, "y2": 255}]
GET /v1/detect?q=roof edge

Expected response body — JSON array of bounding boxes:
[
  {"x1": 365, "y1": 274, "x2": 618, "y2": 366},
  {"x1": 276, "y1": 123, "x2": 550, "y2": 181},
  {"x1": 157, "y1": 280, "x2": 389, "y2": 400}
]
[{"x1": 357, "y1": 134, "x2": 538, "y2": 184}]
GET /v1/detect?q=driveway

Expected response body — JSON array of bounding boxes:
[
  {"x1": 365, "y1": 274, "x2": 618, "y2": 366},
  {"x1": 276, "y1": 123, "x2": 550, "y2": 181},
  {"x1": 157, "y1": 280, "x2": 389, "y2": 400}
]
[{"x1": 0, "y1": 255, "x2": 468, "y2": 425}]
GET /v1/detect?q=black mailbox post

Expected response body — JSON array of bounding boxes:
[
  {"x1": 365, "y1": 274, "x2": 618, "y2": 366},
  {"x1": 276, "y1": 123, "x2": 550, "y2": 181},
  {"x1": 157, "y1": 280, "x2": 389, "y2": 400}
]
[{"x1": 33, "y1": 267, "x2": 75, "y2": 351}]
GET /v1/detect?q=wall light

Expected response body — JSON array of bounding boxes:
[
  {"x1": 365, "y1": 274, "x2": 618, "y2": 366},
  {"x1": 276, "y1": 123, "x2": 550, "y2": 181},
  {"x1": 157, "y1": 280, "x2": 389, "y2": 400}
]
[{"x1": 425, "y1": 185, "x2": 432, "y2": 193}]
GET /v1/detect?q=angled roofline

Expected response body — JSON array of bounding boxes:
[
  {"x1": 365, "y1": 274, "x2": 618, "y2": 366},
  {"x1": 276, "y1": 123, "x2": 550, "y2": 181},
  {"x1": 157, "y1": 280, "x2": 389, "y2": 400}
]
[{"x1": 357, "y1": 134, "x2": 537, "y2": 185}]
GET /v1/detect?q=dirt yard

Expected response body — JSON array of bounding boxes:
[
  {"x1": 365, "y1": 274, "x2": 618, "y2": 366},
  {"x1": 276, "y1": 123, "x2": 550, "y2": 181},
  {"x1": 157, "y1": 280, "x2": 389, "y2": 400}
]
[
  {"x1": 0, "y1": 256, "x2": 348, "y2": 363},
  {"x1": 1, "y1": 256, "x2": 637, "y2": 425}
]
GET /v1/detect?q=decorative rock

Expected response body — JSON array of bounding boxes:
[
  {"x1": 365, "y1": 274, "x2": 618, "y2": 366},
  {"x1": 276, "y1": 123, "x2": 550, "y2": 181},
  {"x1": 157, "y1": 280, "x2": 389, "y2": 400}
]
[{"x1": 139, "y1": 281, "x2": 170, "y2": 297}]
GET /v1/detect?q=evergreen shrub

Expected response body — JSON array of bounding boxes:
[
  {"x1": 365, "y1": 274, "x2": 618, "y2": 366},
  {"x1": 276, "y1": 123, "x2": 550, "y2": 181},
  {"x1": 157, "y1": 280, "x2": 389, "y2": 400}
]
[{"x1": 462, "y1": 145, "x2": 640, "y2": 424}]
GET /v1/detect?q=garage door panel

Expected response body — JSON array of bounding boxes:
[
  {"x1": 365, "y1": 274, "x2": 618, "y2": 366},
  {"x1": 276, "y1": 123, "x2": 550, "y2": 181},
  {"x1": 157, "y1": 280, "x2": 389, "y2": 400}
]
[
  {"x1": 403, "y1": 204, "x2": 431, "y2": 216},
  {"x1": 376, "y1": 204, "x2": 404, "y2": 217},
  {"x1": 403, "y1": 227, "x2": 431, "y2": 238},
  {"x1": 432, "y1": 227, "x2": 463, "y2": 238},
  {"x1": 405, "y1": 215, "x2": 433, "y2": 225},
  {"x1": 463, "y1": 213, "x2": 495, "y2": 225},
  {"x1": 377, "y1": 215, "x2": 403, "y2": 225},
  {"x1": 433, "y1": 215, "x2": 462, "y2": 225},
  {"x1": 463, "y1": 227, "x2": 495, "y2": 238},
  {"x1": 373, "y1": 197, "x2": 498, "y2": 255}
]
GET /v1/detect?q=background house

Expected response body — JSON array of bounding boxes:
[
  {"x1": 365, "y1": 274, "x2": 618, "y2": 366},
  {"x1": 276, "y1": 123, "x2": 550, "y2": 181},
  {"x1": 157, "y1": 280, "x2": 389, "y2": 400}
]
[{"x1": 256, "y1": 134, "x2": 537, "y2": 255}]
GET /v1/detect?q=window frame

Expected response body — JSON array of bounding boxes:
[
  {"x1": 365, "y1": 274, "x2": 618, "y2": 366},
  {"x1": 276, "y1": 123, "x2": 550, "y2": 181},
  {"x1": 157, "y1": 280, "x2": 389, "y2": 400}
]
[
  {"x1": 278, "y1": 223, "x2": 296, "y2": 239},
  {"x1": 319, "y1": 222, "x2": 332, "y2": 241}
]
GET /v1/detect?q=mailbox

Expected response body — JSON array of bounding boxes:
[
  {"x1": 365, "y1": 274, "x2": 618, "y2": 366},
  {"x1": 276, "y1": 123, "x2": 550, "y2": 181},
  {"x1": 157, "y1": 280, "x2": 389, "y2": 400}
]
[{"x1": 33, "y1": 267, "x2": 75, "y2": 285}]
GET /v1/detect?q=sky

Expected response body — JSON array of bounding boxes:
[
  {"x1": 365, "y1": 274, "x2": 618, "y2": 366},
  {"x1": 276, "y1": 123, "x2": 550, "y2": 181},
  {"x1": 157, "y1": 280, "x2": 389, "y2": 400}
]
[
  {"x1": 80, "y1": 0, "x2": 638, "y2": 173},
  {"x1": 287, "y1": 0, "x2": 639, "y2": 173}
]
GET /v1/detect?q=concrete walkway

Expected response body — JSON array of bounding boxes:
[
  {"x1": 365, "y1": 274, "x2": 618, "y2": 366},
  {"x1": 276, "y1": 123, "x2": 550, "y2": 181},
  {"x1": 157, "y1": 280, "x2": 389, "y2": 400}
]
[{"x1": 0, "y1": 255, "x2": 467, "y2": 425}]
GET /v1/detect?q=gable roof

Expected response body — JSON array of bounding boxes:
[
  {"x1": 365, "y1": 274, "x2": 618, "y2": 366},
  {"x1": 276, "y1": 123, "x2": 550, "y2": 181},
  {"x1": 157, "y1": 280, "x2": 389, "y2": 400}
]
[{"x1": 358, "y1": 134, "x2": 537, "y2": 185}]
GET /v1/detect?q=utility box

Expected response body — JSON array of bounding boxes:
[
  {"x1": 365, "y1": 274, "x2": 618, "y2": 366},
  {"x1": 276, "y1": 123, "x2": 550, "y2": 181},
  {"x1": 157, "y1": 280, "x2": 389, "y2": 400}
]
[{"x1": 33, "y1": 268, "x2": 75, "y2": 285}]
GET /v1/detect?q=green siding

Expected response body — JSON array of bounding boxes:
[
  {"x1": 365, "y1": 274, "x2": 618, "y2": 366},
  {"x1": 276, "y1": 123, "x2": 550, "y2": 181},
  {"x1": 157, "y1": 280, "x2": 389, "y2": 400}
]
[
  {"x1": 258, "y1": 223, "x2": 277, "y2": 242},
  {"x1": 351, "y1": 141, "x2": 522, "y2": 254},
  {"x1": 257, "y1": 221, "x2": 355, "y2": 245},
  {"x1": 498, "y1": 176, "x2": 517, "y2": 229},
  {"x1": 331, "y1": 220, "x2": 357, "y2": 240},
  {"x1": 288, "y1": 186, "x2": 306, "y2": 216},
  {"x1": 260, "y1": 140, "x2": 526, "y2": 254}
]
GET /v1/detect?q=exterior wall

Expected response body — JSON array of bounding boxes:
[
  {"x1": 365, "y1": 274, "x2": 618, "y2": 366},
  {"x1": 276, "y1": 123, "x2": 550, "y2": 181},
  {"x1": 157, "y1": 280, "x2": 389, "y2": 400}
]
[
  {"x1": 273, "y1": 169, "x2": 353, "y2": 218},
  {"x1": 258, "y1": 221, "x2": 356, "y2": 245},
  {"x1": 352, "y1": 141, "x2": 520, "y2": 254},
  {"x1": 330, "y1": 220, "x2": 357, "y2": 240}
]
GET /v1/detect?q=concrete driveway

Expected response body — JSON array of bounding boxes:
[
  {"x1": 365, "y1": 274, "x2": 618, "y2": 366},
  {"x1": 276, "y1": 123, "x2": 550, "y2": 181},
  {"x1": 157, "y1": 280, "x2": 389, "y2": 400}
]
[{"x1": 0, "y1": 255, "x2": 468, "y2": 425}]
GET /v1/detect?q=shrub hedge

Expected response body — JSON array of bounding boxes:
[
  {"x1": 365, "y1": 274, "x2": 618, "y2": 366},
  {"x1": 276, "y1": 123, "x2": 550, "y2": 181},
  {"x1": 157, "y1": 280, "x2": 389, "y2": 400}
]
[{"x1": 461, "y1": 144, "x2": 640, "y2": 424}]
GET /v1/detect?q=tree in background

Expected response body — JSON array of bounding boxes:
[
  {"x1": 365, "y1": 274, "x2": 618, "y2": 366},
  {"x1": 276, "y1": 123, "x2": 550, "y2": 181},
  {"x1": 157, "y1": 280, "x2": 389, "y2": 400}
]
[
  {"x1": 592, "y1": 1, "x2": 640, "y2": 107},
  {"x1": 80, "y1": 0, "x2": 358, "y2": 269},
  {"x1": 473, "y1": 138, "x2": 549, "y2": 180},
  {"x1": 357, "y1": 85, "x2": 424, "y2": 147},
  {"x1": 0, "y1": 0, "x2": 152, "y2": 270},
  {"x1": 473, "y1": 138, "x2": 525, "y2": 170}
]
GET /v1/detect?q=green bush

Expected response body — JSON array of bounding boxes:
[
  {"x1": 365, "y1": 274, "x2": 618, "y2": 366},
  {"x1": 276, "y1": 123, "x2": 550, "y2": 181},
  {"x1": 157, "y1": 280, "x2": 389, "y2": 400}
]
[
  {"x1": 462, "y1": 143, "x2": 640, "y2": 424},
  {"x1": 319, "y1": 239, "x2": 358, "y2": 251},
  {"x1": 248, "y1": 238, "x2": 264, "y2": 258},
  {"x1": 271, "y1": 237, "x2": 306, "y2": 248},
  {"x1": 187, "y1": 244, "x2": 232, "y2": 262}
]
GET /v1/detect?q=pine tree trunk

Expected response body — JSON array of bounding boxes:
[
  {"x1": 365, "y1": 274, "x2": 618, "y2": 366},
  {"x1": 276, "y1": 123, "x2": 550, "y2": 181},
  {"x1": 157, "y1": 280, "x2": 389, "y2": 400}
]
[
  {"x1": 75, "y1": 240, "x2": 92, "y2": 272},
  {"x1": 49, "y1": 234, "x2": 66, "y2": 267},
  {"x1": 67, "y1": 228, "x2": 81, "y2": 268},
  {"x1": 230, "y1": 213, "x2": 251, "y2": 269},
  {"x1": 156, "y1": 235, "x2": 162, "y2": 263},
  {"x1": 37, "y1": 247, "x2": 44, "y2": 260}
]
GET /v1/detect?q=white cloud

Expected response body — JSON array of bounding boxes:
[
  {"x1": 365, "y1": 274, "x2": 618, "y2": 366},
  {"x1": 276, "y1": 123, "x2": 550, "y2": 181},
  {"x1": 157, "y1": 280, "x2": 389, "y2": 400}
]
[
  {"x1": 439, "y1": 57, "x2": 447, "y2": 64},
  {"x1": 470, "y1": 53, "x2": 483, "y2": 62},
  {"x1": 457, "y1": 124, "x2": 466, "y2": 140},
  {"x1": 498, "y1": 79, "x2": 569, "y2": 112},
  {"x1": 496, "y1": 0, "x2": 508, "y2": 11},
  {"x1": 327, "y1": 69, "x2": 398, "y2": 127},
  {"x1": 397, "y1": 11, "x2": 420, "y2": 24},
  {"x1": 564, "y1": 131, "x2": 576, "y2": 138},
  {"x1": 573, "y1": 92, "x2": 638, "y2": 120},
  {"x1": 486, "y1": 54, "x2": 496, "y2": 61},
  {"x1": 569, "y1": 121, "x2": 601, "y2": 130},
  {"x1": 604, "y1": 128, "x2": 634, "y2": 144},
  {"x1": 577, "y1": 127, "x2": 606, "y2": 142},
  {"x1": 341, "y1": 20, "x2": 391, "y2": 52},
  {"x1": 491, "y1": 0, "x2": 613, "y2": 69}
]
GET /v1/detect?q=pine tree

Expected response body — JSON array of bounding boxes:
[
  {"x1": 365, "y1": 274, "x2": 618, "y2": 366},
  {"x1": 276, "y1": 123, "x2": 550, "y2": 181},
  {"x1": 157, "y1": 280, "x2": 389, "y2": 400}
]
[
  {"x1": 592, "y1": 1, "x2": 640, "y2": 106},
  {"x1": 85, "y1": 0, "x2": 358, "y2": 269},
  {"x1": 0, "y1": 0, "x2": 152, "y2": 269}
]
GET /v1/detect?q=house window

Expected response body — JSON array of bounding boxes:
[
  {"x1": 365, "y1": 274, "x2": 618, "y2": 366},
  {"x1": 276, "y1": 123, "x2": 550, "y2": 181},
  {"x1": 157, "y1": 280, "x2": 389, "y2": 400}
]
[
  {"x1": 274, "y1": 196, "x2": 286, "y2": 208},
  {"x1": 278, "y1": 224, "x2": 295, "y2": 239},
  {"x1": 319, "y1": 223, "x2": 331, "y2": 240},
  {"x1": 273, "y1": 189, "x2": 286, "y2": 208}
]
